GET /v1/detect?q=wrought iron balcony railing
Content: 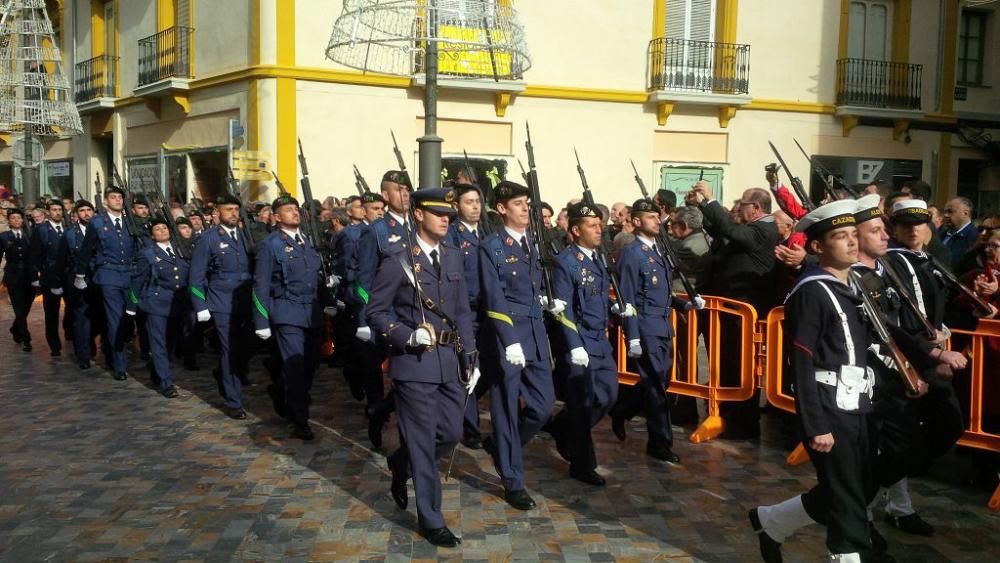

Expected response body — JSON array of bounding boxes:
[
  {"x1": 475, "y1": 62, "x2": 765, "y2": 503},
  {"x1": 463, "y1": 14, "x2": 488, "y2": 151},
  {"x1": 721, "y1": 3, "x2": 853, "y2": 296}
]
[
  {"x1": 836, "y1": 58, "x2": 922, "y2": 110},
  {"x1": 75, "y1": 55, "x2": 118, "y2": 102},
  {"x1": 137, "y1": 26, "x2": 193, "y2": 87},
  {"x1": 647, "y1": 37, "x2": 750, "y2": 94}
]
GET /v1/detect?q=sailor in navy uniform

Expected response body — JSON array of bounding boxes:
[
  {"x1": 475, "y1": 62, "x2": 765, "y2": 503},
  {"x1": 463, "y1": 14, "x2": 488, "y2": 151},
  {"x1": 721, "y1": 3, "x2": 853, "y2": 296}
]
[
  {"x1": 611, "y1": 198, "x2": 699, "y2": 463},
  {"x1": 0, "y1": 208, "x2": 34, "y2": 351},
  {"x1": 189, "y1": 194, "x2": 255, "y2": 420},
  {"x1": 367, "y1": 187, "x2": 477, "y2": 548},
  {"x1": 253, "y1": 195, "x2": 330, "y2": 441},
  {"x1": 446, "y1": 182, "x2": 487, "y2": 449},
  {"x1": 750, "y1": 200, "x2": 878, "y2": 563},
  {"x1": 28, "y1": 200, "x2": 71, "y2": 357},
  {"x1": 547, "y1": 202, "x2": 635, "y2": 486},
  {"x1": 127, "y1": 217, "x2": 189, "y2": 398},
  {"x1": 478, "y1": 180, "x2": 559, "y2": 510},
  {"x1": 332, "y1": 191, "x2": 385, "y2": 401},
  {"x1": 75, "y1": 186, "x2": 143, "y2": 380},
  {"x1": 65, "y1": 200, "x2": 104, "y2": 370},
  {"x1": 354, "y1": 171, "x2": 412, "y2": 448}
]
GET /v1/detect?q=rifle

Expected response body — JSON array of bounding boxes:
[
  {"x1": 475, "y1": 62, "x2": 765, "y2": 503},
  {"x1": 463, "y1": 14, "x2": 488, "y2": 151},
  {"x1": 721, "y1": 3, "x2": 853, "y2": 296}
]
[
  {"x1": 876, "y1": 256, "x2": 937, "y2": 340},
  {"x1": 927, "y1": 253, "x2": 994, "y2": 316},
  {"x1": 630, "y1": 159, "x2": 702, "y2": 306},
  {"x1": 768, "y1": 141, "x2": 815, "y2": 211},
  {"x1": 142, "y1": 171, "x2": 188, "y2": 259},
  {"x1": 268, "y1": 170, "x2": 290, "y2": 197},
  {"x1": 352, "y1": 164, "x2": 370, "y2": 195},
  {"x1": 109, "y1": 162, "x2": 144, "y2": 242},
  {"x1": 523, "y1": 123, "x2": 556, "y2": 305},
  {"x1": 296, "y1": 139, "x2": 334, "y2": 290},
  {"x1": 93, "y1": 172, "x2": 105, "y2": 214},
  {"x1": 226, "y1": 167, "x2": 257, "y2": 248},
  {"x1": 793, "y1": 138, "x2": 857, "y2": 199},
  {"x1": 574, "y1": 149, "x2": 625, "y2": 312},
  {"x1": 850, "y1": 270, "x2": 924, "y2": 395},
  {"x1": 517, "y1": 158, "x2": 528, "y2": 183}
]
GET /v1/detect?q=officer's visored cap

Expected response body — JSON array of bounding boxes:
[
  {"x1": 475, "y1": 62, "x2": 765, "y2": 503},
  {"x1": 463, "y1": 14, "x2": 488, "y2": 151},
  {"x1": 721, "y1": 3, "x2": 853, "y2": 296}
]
[
  {"x1": 381, "y1": 170, "x2": 412, "y2": 189},
  {"x1": 104, "y1": 185, "x2": 125, "y2": 197},
  {"x1": 360, "y1": 192, "x2": 386, "y2": 205},
  {"x1": 175, "y1": 215, "x2": 191, "y2": 227},
  {"x1": 74, "y1": 199, "x2": 94, "y2": 211},
  {"x1": 567, "y1": 201, "x2": 602, "y2": 221},
  {"x1": 631, "y1": 198, "x2": 658, "y2": 214},
  {"x1": 412, "y1": 188, "x2": 457, "y2": 216},
  {"x1": 891, "y1": 199, "x2": 931, "y2": 225},
  {"x1": 271, "y1": 194, "x2": 300, "y2": 212},
  {"x1": 493, "y1": 180, "x2": 530, "y2": 204},
  {"x1": 795, "y1": 199, "x2": 858, "y2": 240},
  {"x1": 216, "y1": 193, "x2": 242, "y2": 207},
  {"x1": 853, "y1": 194, "x2": 883, "y2": 224}
]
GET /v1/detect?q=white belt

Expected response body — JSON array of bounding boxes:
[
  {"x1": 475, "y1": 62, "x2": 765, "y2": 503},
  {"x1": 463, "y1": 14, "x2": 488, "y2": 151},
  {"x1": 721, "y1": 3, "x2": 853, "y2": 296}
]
[{"x1": 816, "y1": 370, "x2": 838, "y2": 386}]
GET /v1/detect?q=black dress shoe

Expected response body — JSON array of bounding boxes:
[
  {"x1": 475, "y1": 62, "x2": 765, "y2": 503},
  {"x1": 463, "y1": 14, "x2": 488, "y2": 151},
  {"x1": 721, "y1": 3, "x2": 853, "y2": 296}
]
[
  {"x1": 22, "y1": 343, "x2": 32, "y2": 352},
  {"x1": 140, "y1": 352, "x2": 150, "y2": 362},
  {"x1": 884, "y1": 512, "x2": 934, "y2": 536},
  {"x1": 870, "y1": 522, "x2": 888, "y2": 552},
  {"x1": 12, "y1": 333, "x2": 21, "y2": 344},
  {"x1": 266, "y1": 384, "x2": 287, "y2": 419},
  {"x1": 79, "y1": 360, "x2": 91, "y2": 370},
  {"x1": 646, "y1": 443, "x2": 681, "y2": 464},
  {"x1": 482, "y1": 435, "x2": 497, "y2": 457},
  {"x1": 749, "y1": 508, "x2": 783, "y2": 563},
  {"x1": 461, "y1": 430, "x2": 483, "y2": 450},
  {"x1": 113, "y1": 371, "x2": 127, "y2": 381},
  {"x1": 183, "y1": 360, "x2": 199, "y2": 371},
  {"x1": 223, "y1": 406, "x2": 248, "y2": 420},
  {"x1": 161, "y1": 385, "x2": 179, "y2": 398},
  {"x1": 419, "y1": 525, "x2": 461, "y2": 547},
  {"x1": 611, "y1": 415, "x2": 627, "y2": 442},
  {"x1": 569, "y1": 467, "x2": 606, "y2": 487},
  {"x1": 368, "y1": 414, "x2": 384, "y2": 449},
  {"x1": 51, "y1": 349, "x2": 61, "y2": 358},
  {"x1": 388, "y1": 454, "x2": 408, "y2": 510},
  {"x1": 504, "y1": 489, "x2": 536, "y2": 511},
  {"x1": 292, "y1": 423, "x2": 315, "y2": 441}
]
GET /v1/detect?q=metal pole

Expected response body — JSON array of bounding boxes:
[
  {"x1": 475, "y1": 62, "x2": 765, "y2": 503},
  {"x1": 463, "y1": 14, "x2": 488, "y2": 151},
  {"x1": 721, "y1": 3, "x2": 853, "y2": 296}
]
[
  {"x1": 417, "y1": 0, "x2": 442, "y2": 190},
  {"x1": 22, "y1": 130, "x2": 38, "y2": 203}
]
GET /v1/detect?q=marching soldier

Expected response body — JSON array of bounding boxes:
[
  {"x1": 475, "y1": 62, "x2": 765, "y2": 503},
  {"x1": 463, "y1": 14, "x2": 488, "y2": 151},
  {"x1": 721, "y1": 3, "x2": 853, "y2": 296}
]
[
  {"x1": 610, "y1": 197, "x2": 697, "y2": 463},
  {"x1": 479, "y1": 180, "x2": 558, "y2": 510},
  {"x1": 367, "y1": 187, "x2": 478, "y2": 548},
  {"x1": 76, "y1": 186, "x2": 142, "y2": 381},
  {"x1": 355, "y1": 171, "x2": 412, "y2": 448},
  {"x1": 65, "y1": 200, "x2": 102, "y2": 370},
  {"x1": 189, "y1": 194, "x2": 255, "y2": 419},
  {"x1": 127, "y1": 217, "x2": 189, "y2": 398},
  {"x1": 253, "y1": 194, "x2": 327, "y2": 440},
  {"x1": 548, "y1": 201, "x2": 633, "y2": 485},
  {"x1": 28, "y1": 200, "x2": 71, "y2": 357},
  {"x1": 0, "y1": 208, "x2": 34, "y2": 351},
  {"x1": 446, "y1": 182, "x2": 487, "y2": 449}
]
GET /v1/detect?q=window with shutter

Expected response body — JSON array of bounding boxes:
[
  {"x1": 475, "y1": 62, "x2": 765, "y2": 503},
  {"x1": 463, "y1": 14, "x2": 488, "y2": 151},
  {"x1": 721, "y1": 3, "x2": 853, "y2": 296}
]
[
  {"x1": 847, "y1": 0, "x2": 891, "y2": 60},
  {"x1": 661, "y1": 0, "x2": 717, "y2": 91},
  {"x1": 176, "y1": 0, "x2": 190, "y2": 29}
]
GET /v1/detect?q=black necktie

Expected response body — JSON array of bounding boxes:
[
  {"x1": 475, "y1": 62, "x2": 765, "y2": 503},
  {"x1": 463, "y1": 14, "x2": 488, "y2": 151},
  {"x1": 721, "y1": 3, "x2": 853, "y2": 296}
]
[
  {"x1": 14, "y1": 231, "x2": 20, "y2": 240},
  {"x1": 114, "y1": 217, "x2": 121, "y2": 232},
  {"x1": 652, "y1": 243, "x2": 660, "y2": 257},
  {"x1": 294, "y1": 233, "x2": 303, "y2": 246},
  {"x1": 166, "y1": 246, "x2": 175, "y2": 259},
  {"x1": 230, "y1": 229, "x2": 237, "y2": 241},
  {"x1": 430, "y1": 249, "x2": 440, "y2": 276},
  {"x1": 55, "y1": 225, "x2": 63, "y2": 235},
  {"x1": 520, "y1": 236, "x2": 530, "y2": 256}
]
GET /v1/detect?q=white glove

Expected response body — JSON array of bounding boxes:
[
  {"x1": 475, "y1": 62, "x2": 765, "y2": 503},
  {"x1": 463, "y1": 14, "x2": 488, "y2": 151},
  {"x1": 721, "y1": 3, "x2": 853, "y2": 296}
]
[
  {"x1": 540, "y1": 296, "x2": 567, "y2": 316},
  {"x1": 335, "y1": 299, "x2": 346, "y2": 311},
  {"x1": 570, "y1": 347, "x2": 589, "y2": 367},
  {"x1": 628, "y1": 339, "x2": 642, "y2": 358},
  {"x1": 125, "y1": 309, "x2": 136, "y2": 316},
  {"x1": 326, "y1": 274, "x2": 341, "y2": 289},
  {"x1": 693, "y1": 296, "x2": 706, "y2": 310},
  {"x1": 323, "y1": 306, "x2": 338, "y2": 318},
  {"x1": 255, "y1": 328, "x2": 272, "y2": 340},
  {"x1": 356, "y1": 326, "x2": 372, "y2": 342},
  {"x1": 407, "y1": 327, "x2": 434, "y2": 347},
  {"x1": 505, "y1": 343, "x2": 526, "y2": 367},
  {"x1": 612, "y1": 303, "x2": 637, "y2": 317},
  {"x1": 73, "y1": 276, "x2": 87, "y2": 290},
  {"x1": 466, "y1": 367, "x2": 481, "y2": 395},
  {"x1": 30, "y1": 280, "x2": 40, "y2": 288},
  {"x1": 196, "y1": 309, "x2": 211, "y2": 322},
  {"x1": 50, "y1": 287, "x2": 63, "y2": 296}
]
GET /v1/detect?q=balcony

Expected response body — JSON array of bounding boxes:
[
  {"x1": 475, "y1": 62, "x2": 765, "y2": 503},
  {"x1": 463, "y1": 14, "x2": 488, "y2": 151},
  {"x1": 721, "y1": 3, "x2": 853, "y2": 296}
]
[
  {"x1": 74, "y1": 55, "x2": 118, "y2": 113},
  {"x1": 135, "y1": 26, "x2": 193, "y2": 102},
  {"x1": 646, "y1": 37, "x2": 751, "y2": 127},
  {"x1": 836, "y1": 58, "x2": 922, "y2": 111}
]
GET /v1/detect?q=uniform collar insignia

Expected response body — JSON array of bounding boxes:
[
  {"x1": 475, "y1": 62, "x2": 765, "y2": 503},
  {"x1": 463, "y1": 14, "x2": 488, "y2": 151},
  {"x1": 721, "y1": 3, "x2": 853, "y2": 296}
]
[
  {"x1": 412, "y1": 245, "x2": 421, "y2": 256},
  {"x1": 388, "y1": 218, "x2": 397, "y2": 227},
  {"x1": 641, "y1": 244, "x2": 649, "y2": 251},
  {"x1": 505, "y1": 236, "x2": 513, "y2": 246},
  {"x1": 576, "y1": 252, "x2": 584, "y2": 261},
  {"x1": 457, "y1": 223, "x2": 465, "y2": 232}
]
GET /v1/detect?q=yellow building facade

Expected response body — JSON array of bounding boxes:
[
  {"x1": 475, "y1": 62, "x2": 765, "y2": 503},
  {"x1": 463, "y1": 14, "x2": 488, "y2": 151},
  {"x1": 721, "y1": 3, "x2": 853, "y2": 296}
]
[{"x1": 4, "y1": 0, "x2": 999, "y2": 213}]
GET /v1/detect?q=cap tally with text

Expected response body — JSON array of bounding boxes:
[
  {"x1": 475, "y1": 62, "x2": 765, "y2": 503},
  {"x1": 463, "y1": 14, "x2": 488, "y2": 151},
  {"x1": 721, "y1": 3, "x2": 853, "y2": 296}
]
[
  {"x1": 891, "y1": 199, "x2": 931, "y2": 225},
  {"x1": 853, "y1": 194, "x2": 883, "y2": 224},
  {"x1": 271, "y1": 194, "x2": 300, "y2": 212},
  {"x1": 631, "y1": 198, "x2": 658, "y2": 214},
  {"x1": 567, "y1": 201, "x2": 602, "y2": 221},
  {"x1": 493, "y1": 180, "x2": 530, "y2": 204},
  {"x1": 216, "y1": 193, "x2": 242, "y2": 207},
  {"x1": 794, "y1": 199, "x2": 858, "y2": 240},
  {"x1": 412, "y1": 187, "x2": 456, "y2": 215}
]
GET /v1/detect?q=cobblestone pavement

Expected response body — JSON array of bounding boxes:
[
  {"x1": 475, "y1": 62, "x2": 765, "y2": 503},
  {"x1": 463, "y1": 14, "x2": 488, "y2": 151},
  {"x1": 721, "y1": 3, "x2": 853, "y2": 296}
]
[{"x1": 1, "y1": 303, "x2": 998, "y2": 562}]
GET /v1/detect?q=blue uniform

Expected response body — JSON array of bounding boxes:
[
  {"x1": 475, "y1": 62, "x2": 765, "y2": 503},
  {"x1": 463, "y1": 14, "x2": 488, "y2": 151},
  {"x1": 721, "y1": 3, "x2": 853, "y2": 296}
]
[
  {"x1": 189, "y1": 226, "x2": 254, "y2": 409},
  {"x1": 331, "y1": 221, "x2": 368, "y2": 396},
  {"x1": 65, "y1": 222, "x2": 104, "y2": 364},
  {"x1": 612, "y1": 237, "x2": 688, "y2": 448},
  {"x1": 129, "y1": 244, "x2": 189, "y2": 390},
  {"x1": 447, "y1": 220, "x2": 486, "y2": 438},
  {"x1": 549, "y1": 245, "x2": 619, "y2": 472},
  {"x1": 253, "y1": 229, "x2": 324, "y2": 426},
  {"x1": 77, "y1": 212, "x2": 141, "y2": 376},
  {"x1": 367, "y1": 240, "x2": 475, "y2": 530},
  {"x1": 0, "y1": 229, "x2": 34, "y2": 345},
  {"x1": 29, "y1": 222, "x2": 71, "y2": 354},
  {"x1": 479, "y1": 229, "x2": 554, "y2": 492}
]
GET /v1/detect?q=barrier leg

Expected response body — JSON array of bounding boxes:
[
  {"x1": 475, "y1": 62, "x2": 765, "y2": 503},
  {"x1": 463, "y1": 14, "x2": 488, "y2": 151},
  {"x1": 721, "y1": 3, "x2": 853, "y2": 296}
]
[
  {"x1": 786, "y1": 442, "x2": 809, "y2": 466},
  {"x1": 690, "y1": 398, "x2": 724, "y2": 443},
  {"x1": 989, "y1": 484, "x2": 1000, "y2": 512}
]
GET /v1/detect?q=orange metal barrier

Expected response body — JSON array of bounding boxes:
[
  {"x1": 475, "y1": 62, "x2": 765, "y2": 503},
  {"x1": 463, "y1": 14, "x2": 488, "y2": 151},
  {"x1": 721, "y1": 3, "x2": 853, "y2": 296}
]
[{"x1": 616, "y1": 295, "x2": 757, "y2": 443}]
